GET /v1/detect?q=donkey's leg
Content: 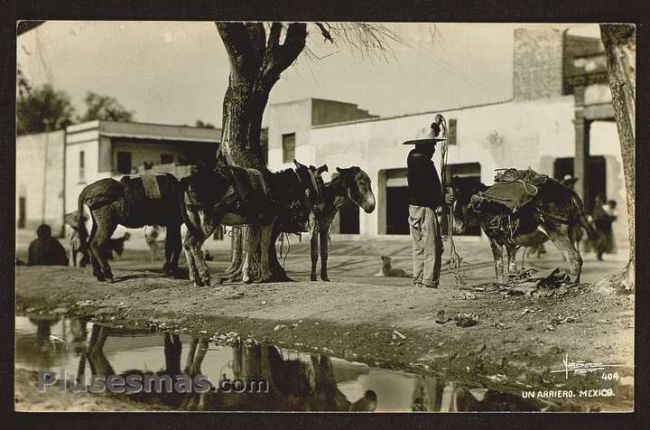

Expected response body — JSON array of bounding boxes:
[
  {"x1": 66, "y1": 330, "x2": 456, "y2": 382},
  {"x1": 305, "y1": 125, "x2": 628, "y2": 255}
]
[
  {"x1": 546, "y1": 223, "x2": 583, "y2": 282},
  {"x1": 258, "y1": 222, "x2": 275, "y2": 283},
  {"x1": 489, "y1": 238, "x2": 505, "y2": 283},
  {"x1": 89, "y1": 210, "x2": 117, "y2": 282},
  {"x1": 164, "y1": 224, "x2": 182, "y2": 275},
  {"x1": 188, "y1": 232, "x2": 210, "y2": 287},
  {"x1": 319, "y1": 228, "x2": 331, "y2": 282},
  {"x1": 310, "y1": 225, "x2": 319, "y2": 281},
  {"x1": 183, "y1": 230, "x2": 200, "y2": 285},
  {"x1": 87, "y1": 214, "x2": 104, "y2": 281},
  {"x1": 506, "y1": 246, "x2": 519, "y2": 275}
]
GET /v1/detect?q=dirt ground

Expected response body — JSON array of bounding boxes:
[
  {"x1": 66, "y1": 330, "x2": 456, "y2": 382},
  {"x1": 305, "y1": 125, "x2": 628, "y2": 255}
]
[{"x1": 14, "y1": 234, "x2": 635, "y2": 410}]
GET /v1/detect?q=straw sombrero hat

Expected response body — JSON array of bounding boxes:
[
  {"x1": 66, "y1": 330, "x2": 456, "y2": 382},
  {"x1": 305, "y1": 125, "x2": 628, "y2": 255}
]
[{"x1": 402, "y1": 125, "x2": 447, "y2": 145}]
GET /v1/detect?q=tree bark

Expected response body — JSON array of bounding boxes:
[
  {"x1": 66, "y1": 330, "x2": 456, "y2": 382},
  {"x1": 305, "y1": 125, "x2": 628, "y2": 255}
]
[
  {"x1": 600, "y1": 24, "x2": 636, "y2": 290},
  {"x1": 216, "y1": 22, "x2": 307, "y2": 281}
]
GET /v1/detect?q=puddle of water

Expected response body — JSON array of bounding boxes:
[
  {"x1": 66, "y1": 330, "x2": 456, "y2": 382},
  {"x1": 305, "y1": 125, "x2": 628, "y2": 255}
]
[{"x1": 14, "y1": 316, "x2": 622, "y2": 412}]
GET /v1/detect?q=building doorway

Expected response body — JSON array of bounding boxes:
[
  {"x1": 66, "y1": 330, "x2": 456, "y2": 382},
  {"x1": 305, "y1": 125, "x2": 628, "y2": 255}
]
[{"x1": 554, "y1": 156, "x2": 606, "y2": 212}]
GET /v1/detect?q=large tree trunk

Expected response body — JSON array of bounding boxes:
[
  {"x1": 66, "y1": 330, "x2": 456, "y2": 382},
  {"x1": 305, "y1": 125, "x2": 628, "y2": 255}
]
[
  {"x1": 600, "y1": 24, "x2": 636, "y2": 291},
  {"x1": 216, "y1": 23, "x2": 307, "y2": 282}
]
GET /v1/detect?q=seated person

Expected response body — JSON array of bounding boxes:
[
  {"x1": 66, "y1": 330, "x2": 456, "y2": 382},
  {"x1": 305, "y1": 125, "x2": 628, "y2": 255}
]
[{"x1": 27, "y1": 224, "x2": 69, "y2": 266}]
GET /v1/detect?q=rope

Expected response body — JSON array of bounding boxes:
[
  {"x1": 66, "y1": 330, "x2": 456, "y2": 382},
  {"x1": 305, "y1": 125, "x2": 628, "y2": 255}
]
[{"x1": 437, "y1": 114, "x2": 467, "y2": 288}]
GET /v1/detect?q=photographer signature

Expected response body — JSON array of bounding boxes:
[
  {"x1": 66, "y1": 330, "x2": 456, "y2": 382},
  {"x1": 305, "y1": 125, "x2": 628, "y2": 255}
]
[{"x1": 550, "y1": 353, "x2": 625, "y2": 380}]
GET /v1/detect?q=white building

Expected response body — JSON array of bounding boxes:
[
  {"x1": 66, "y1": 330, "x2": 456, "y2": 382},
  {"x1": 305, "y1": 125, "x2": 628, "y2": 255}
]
[
  {"x1": 265, "y1": 27, "x2": 628, "y2": 249},
  {"x1": 16, "y1": 120, "x2": 221, "y2": 235}
]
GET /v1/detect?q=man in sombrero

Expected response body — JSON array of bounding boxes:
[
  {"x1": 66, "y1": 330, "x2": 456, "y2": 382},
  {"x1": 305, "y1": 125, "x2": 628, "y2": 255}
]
[{"x1": 404, "y1": 119, "x2": 454, "y2": 289}]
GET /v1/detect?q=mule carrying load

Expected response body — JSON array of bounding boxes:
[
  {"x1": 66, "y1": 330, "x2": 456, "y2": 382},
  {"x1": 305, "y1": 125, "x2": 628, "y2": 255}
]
[
  {"x1": 77, "y1": 173, "x2": 184, "y2": 282},
  {"x1": 180, "y1": 160, "x2": 326, "y2": 286},
  {"x1": 467, "y1": 168, "x2": 597, "y2": 283}
]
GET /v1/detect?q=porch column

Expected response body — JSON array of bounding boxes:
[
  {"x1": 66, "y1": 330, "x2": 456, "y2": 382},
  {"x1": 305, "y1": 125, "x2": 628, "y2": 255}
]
[{"x1": 573, "y1": 86, "x2": 592, "y2": 211}]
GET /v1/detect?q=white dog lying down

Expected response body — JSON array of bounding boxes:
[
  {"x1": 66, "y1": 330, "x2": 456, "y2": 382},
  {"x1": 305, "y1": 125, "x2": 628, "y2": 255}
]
[{"x1": 374, "y1": 256, "x2": 411, "y2": 278}]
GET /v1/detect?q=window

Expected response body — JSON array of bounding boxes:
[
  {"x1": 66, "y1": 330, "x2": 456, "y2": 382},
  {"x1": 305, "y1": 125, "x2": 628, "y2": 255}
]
[
  {"x1": 282, "y1": 133, "x2": 296, "y2": 163},
  {"x1": 79, "y1": 150, "x2": 85, "y2": 182},
  {"x1": 447, "y1": 118, "x2": 457, "y2": 145},
  {"x1": 117, "y1": 151, "x2": 132, "y2": 174},
  {"x1": 160, "y1": 153, "x2": 174, "y2": 164}
]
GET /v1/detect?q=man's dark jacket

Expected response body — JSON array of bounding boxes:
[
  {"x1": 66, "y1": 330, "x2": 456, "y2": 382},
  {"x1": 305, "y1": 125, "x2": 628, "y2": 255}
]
[{"x1": 407, "y1": 149, "x2": 443, "y2": 209}]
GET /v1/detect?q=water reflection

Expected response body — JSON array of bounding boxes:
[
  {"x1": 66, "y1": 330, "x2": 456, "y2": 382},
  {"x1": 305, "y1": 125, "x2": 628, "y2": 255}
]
[{"x1": 15, "y1": 316, "x2": 543, "y2": 412}]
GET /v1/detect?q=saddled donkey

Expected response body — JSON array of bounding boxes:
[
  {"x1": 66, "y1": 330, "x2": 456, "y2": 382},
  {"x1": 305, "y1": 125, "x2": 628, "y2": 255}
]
[
  {"x1": 452, "y1": 169, "x2": 597, "y2": 283},
  {"x1": 180, "y1": 160, "x2": 326, "y2": 286},
  {"x1": 77, "y1": 173, "x2": 183, "y2": 281},
  {"x1": 309, "y1": 166, "x2": 376, "y2": 281}
]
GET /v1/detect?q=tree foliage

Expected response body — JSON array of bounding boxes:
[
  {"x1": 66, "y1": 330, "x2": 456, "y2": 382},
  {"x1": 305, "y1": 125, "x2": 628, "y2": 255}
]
[
  {"x1": 16, "y1": 83, "x2": 75, "y2": 134},
  {"x1": 78, "y1": 91, "x2": 135, "y2": 122}
]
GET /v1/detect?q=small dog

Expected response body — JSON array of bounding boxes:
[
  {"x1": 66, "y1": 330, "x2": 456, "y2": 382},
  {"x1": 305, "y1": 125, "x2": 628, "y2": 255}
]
[{"x1": 374, "y1": 256, "x2": 411, "y2": 278}]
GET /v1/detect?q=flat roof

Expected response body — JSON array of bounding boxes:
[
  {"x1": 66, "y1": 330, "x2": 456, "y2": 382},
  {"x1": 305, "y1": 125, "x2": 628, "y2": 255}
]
[{"x1": 66, "y1": 120, "x2": 221, "y2": 143}]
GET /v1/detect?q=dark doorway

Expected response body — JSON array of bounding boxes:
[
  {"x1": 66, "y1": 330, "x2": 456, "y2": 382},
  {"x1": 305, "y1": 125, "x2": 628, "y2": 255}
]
[
  {"x1": 386, "y1": 186, "x2": 409, "y2": 235},
  {"x1": 18, "y1": 196, "x2": 26, "y2": 229},
  {"x1": 117, "y1": 151, "x2": 132, "y2": 174},
  {"x1": 339, "y1": 200, "x2": 360, "y2": 234},
  {"x1": 554, "y1": 156, "x2": 606, "y2": 212}
]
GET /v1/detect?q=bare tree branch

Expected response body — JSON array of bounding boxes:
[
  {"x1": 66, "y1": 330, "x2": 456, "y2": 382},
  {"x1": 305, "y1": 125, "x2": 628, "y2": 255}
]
[
  {"x1": 261, "y1": 23, "x2": 307, "y2": 83},
  {"x1": 315, "y1": 22, "x2": 334, "y2": 44}
]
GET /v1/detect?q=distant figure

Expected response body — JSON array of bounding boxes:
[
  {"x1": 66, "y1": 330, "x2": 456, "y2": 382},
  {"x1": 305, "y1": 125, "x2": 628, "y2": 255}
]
[
  {"x1": 592, "y1": 198, "x2": 618, "y2": 260},
  {"x1": 374, "y1": 256, "x2": 411, "y2": 278},
  {"x1": 27, "y1": 224, "x2": 68, "y2": 266},
  {"x1": 145, "y1": 225, "x2": 164, "y2": 261}
]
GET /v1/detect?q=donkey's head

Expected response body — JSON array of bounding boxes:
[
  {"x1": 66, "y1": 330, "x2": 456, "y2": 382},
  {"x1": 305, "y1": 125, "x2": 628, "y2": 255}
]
[
  {"x1": 333, "y1": 166, "x2": 376, "y2": 213},
  {"x1": 293, "y1": 160, "x2": 327, "y2": 207}
]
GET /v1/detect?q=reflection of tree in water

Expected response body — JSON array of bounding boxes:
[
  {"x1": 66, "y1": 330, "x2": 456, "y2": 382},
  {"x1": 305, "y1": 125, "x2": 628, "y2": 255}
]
[
  {"x1": 411, "y1": 375, "x2": 539, "y2": 412},
  {"x1": 82, "y1": 326, "x2": 376, "y2": 411}
]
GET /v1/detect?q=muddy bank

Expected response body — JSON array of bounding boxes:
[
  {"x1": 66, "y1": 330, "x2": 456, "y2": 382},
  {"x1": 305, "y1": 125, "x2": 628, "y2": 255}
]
[
  {"x1": 14, "y1": 368, "x2": 169, "y2": 412},
  {"x1": 15, "y1": 265, "x2": 634, "y2": 409}
]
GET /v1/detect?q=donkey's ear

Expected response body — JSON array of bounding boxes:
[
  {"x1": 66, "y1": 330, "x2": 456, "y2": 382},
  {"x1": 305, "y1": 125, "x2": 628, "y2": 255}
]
[
  {"x1": 317, "y1": 164, "x2": 328, "y2": 175},
  {"x1": 336, "y1": 167, "x2": 343, "y2": 174},
  {"x1": 293, "y1": 159, "x2": 301, "y2": 169}
]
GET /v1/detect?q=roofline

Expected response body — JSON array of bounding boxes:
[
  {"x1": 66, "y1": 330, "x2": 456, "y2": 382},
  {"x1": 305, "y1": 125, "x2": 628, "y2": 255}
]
[
  {"x1": 99, "y1": 132, "x2": 220, "y2": 143},
  {"x1": 66, "y1": 119, "x2": 222, "y2": 133},
  {"x1": 311, "y1": 99, "x2": 514, "y2": 129},
  {"x1": 269, "y1": 97, "x2": 364, "y2": 107}
]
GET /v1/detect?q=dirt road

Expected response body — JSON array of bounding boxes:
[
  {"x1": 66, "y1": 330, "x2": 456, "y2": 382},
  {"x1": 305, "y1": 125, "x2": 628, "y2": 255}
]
[{"x1": 14, "y1": 234, "x2": 634, "y2": 411}]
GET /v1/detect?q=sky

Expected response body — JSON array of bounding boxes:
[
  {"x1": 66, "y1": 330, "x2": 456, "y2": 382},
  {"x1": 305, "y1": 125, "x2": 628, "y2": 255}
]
[{"x1": 16, "y1": 22, "x2": 601, "y2": 128}]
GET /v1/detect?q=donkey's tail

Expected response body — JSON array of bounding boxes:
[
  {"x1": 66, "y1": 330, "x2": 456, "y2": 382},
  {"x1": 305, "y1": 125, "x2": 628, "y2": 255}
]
[{"x1": 77, "y1": 188, "x2": 90, "y2": 253}]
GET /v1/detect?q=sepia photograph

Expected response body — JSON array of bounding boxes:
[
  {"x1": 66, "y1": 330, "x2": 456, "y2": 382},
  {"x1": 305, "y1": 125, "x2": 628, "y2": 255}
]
[{"x1": 13, "y1": 20, "x2": 636, "y2": 413}]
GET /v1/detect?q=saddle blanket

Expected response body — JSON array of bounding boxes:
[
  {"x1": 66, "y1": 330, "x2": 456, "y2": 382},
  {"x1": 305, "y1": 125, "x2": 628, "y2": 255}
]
[
  {"x1": 120, "y1": 174, "x2": 168, "y2": 205},
  {"x1": 223, "y1": 166, "x2": 270, "y2": 203},
  {"x1": 477, "y1": 168, "x2": 549, "y2": 212}
]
